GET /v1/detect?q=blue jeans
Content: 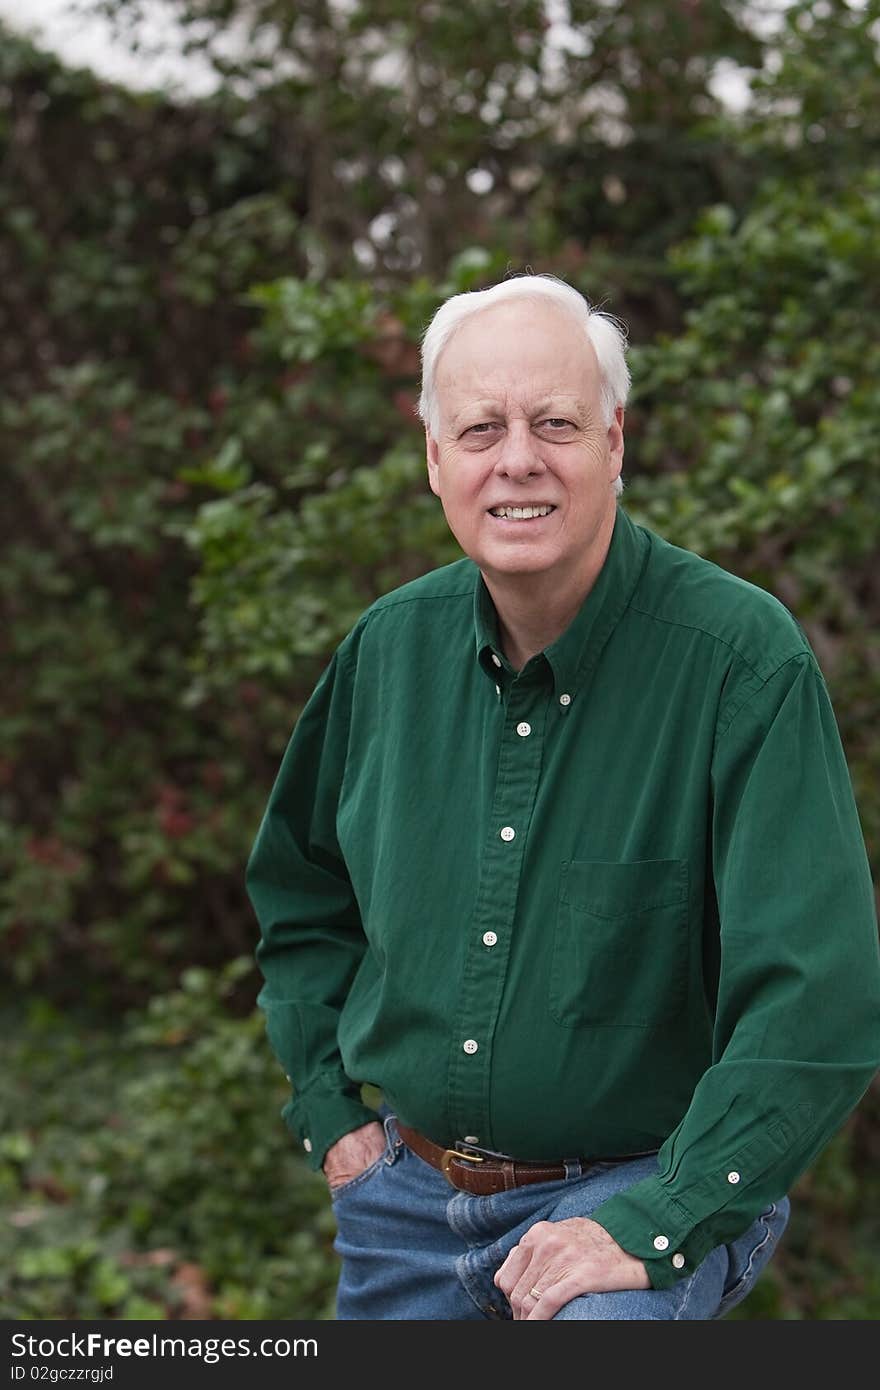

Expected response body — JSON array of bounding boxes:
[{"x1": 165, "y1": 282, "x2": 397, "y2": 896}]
[{"x1": 331, "y1": 1112, "x2": 789, "y2": 1320}]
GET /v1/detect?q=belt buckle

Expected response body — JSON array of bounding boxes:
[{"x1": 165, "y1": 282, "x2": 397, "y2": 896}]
[{"x1": 440, "y1": 1146, "x2": 484, "y2": 1187}]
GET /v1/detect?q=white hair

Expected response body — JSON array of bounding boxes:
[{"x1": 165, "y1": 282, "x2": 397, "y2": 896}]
[{"x1": 417, "y1": 273, "x2": 631, "y2": 496}]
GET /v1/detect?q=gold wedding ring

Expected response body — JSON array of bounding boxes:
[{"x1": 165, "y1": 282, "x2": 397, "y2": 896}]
[{"x1": 529, "y1": 1286, "x2": 542, "y2": 1299}]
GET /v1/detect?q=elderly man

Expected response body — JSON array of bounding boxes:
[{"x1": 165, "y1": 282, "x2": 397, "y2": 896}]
[{"x1": 246, "y1": 274, "x2": 880, "y2": 1320}]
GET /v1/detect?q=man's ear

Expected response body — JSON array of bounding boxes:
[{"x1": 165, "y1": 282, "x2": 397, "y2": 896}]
[
  {"x1": 426, "y1": 429, "x2": 441, "y2": 498},
  {"x1": 608, "y1": 406, "x2": 625, "y2": 483}
]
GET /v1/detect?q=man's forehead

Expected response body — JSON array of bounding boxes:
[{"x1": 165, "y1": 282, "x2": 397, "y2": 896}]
[{"x1": 435, "y1": 309, "x2": 598, "y2": 396}]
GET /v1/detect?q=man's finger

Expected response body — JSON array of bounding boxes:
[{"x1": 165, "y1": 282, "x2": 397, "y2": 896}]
[
  {"x1": 517, "y1": 1279, "x2": 549, "y2": 1321},
  {"x1": 493, "y1": 1241, "x2": 530, "y2": 1297},
  {"x1": 525, "y1": 1271, "x2": 590, "y2": 1320},
  {"x1": 507, "y1": 1257, "x2": 560, "y2": 1319}
]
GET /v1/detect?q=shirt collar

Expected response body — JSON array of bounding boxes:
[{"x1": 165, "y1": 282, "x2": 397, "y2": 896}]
[{"x1": 473, "y1": 505, "x2": 650, "y2": 695}]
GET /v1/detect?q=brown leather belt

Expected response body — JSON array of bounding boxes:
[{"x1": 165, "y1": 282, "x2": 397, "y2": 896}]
[{"x1": 396, "y1": 1123, "x2": 646, "y2": 1197}]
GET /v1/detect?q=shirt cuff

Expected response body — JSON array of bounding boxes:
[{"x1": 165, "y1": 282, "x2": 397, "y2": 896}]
[
  {"x1": 284, "y1": 1082, "x2": 379, "y2": 1172},
  {"x1": 591, "y1": 1177, "x2": 700, "y2": 1290}
]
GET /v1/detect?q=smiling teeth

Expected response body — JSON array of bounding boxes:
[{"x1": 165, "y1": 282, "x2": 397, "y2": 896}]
[{"x1": 490, "y1": 505, "x2": 554, "y2": 520}]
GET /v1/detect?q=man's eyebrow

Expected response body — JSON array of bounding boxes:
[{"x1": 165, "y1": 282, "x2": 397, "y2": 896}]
[
  {"x1": 449, "y1": 400, "x2": 503, "y2": 427},
  {"x1": 450, "y1": 396, "x2": 585, "y2": 427}
]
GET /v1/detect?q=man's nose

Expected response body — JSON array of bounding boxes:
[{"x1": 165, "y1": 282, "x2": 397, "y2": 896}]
[{"x1": 495, "y1": 422, "x2": 545, "y2": 479}]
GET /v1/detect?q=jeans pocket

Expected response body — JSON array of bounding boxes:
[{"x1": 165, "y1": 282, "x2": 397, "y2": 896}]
[
  {"x1": 329, "y1": 1113, "x2": 400, "y2": 1203},
  {"x1": 714, "y1": 1198, "x2": 790, "y2": 1318}
]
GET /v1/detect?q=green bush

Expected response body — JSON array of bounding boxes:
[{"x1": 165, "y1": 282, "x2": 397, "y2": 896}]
[{"x1": 0, "y1": 962, "x2": 339, "y2": 1320}]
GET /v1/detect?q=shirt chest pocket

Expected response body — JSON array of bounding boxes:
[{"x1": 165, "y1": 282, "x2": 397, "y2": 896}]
[{"x1": 551, "y1": 858, "x2": 689, "y2": 1029}]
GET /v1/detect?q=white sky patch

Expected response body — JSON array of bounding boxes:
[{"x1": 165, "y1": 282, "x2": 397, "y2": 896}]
[
  {"x1": 0, "y1": 0, "x2": 222, "y2": 95},
  {"x1": 708, "y1": 59, "x2": 754, "y2": 114},
  {"x1": 0, "y1": 0, "x2": 779, "y2": 109}
]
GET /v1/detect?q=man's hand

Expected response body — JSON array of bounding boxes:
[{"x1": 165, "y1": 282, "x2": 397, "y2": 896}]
[
  {"x1": 494, "y1": 1216, "x2": 650, "y2": 1319},
  {"x1": 322, "y1": 1120, "x2": 386, "y2": 1191}
]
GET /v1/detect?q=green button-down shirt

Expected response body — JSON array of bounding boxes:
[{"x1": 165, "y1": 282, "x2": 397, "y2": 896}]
[{"x1": 247, "y1": 506, "x2": 880, "y2": 1289}]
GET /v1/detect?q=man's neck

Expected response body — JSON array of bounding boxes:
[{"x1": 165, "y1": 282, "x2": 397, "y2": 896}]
[{"x1": 483, "y1": 512, "x2": 616, "y2": 672}]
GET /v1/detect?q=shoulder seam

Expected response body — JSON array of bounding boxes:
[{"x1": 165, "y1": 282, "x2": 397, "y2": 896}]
[
  {"x1": 338, "y1": 586, "x2": 473, "y2": 673},
  {"x1": 627, "y1": 602, "x2": 808, "y2": 686},
  {"x1": 368, "y1": 587, "x2": 475, "y2": 615},
  {"x1": 715, "y1": 651, "x2": 816, "y2": 744},
  {"x1": 336, "y1": 575, "x2": 472, "y2": 667}
]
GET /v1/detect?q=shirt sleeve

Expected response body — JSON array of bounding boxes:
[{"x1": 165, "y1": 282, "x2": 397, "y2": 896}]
[
  {"x1": 246, "y1": 634, "x2": 378, "y2": 1172},
  {"x1": 592, "y1": 652, "x2": 880, "y2": 1289}
]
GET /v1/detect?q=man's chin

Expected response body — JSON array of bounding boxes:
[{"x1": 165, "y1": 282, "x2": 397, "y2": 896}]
[{"x1": 478, "y1": 552, "x2": 560, "y2": 584}]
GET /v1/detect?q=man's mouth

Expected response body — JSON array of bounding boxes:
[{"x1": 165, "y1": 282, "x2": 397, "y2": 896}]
[{"x1": 488, "y1": 504, "x2": 556, "y2": 520}]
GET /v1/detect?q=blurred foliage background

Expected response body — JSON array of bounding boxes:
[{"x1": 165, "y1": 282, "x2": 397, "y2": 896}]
[{"x1": 1, "y1": 0, "x2": 878, "y2": 1321}]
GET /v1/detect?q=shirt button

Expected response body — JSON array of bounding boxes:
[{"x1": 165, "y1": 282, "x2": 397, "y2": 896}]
[
  {"x1": 491, "y1": 653, "x2": 502, "y2": 668},
  {"x1": 559, "y1": 693, "x2": 571, "y2": 707},
  {"x1": 653, "y1": 1235, "x2": 669, "y2": 1251},
  {"x1": 516, "y1": 721, "x2": 531, "y2": 737},
  {"x1": 482, "y1": 931, "x2": 498, "y2": 947},
  {"x1": 303, "y1": 1138, "x2": 312, "y2": 1153},
  {"x1": 495, "y1": 684, "x2": 501, "y2": 697},
  {"x1": 727, "y1": 1171, "x2": 741, "y2": 1184},
  {"x1": 672, "y1": 1253, "x2": 686, "y2": 1270},
  {"x1": 463, "y1": 1039, "x2": 479, "y2": 1055},
  {"x1": 499, "y1": 826, "x2": 516, "y2": 841}
]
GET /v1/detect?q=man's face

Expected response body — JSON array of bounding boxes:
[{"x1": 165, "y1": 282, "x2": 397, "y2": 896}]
[{"x1": 426, "y1": 300, "x2": 624, "y2": 589}]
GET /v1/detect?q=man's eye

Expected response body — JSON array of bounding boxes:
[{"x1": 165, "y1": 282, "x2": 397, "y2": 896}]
[
  {"x1": 543, "y1": 418, "x2": 573, "y2": 429},
  {"x1": 466, "y1": 423, "x2": 494, "y2": 434}
]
